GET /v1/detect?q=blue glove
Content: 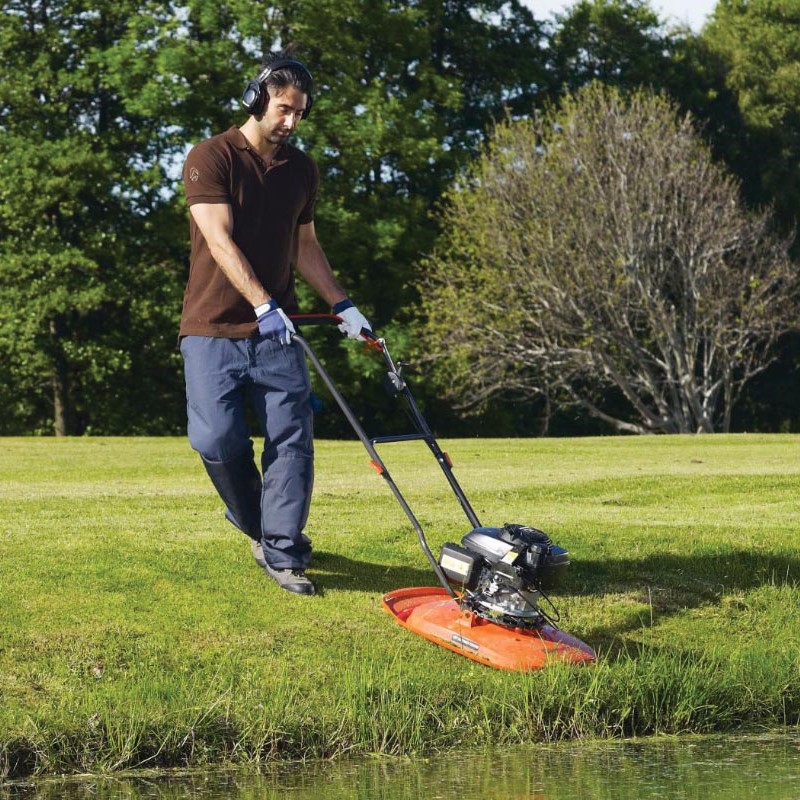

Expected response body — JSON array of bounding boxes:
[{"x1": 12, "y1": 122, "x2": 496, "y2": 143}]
[
  {"x1": 332, "y1": 298, "x2": 371, "y2": 340},
  {"x1": 255, "y1": 300, "x2": 296, "y2": 345}
]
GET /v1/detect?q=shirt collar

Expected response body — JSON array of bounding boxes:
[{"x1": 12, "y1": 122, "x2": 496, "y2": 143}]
[
  {"x1": 226, "y1": 126, "x2": 288, "y2": 160},
  {"x1": 226, "y1": 126, "x2": 251, "y2": 150}
]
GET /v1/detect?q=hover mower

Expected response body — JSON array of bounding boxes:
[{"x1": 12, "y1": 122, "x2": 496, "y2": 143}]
[{"x1": 291, "y1": 315, "x2": 595, "y2": 671}]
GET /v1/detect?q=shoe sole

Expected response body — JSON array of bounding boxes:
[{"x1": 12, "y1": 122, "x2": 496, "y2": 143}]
[
  {"x1": 251, "y1": 541, "x2": 315, "y2": 595},
  {"x1": 263, "y1": 564, "x2": 316, "y2": 595}
]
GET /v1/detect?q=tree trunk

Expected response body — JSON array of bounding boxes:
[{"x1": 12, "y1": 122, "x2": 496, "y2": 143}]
[
  {"x1": 50, "y1": 319, "x2": 71, "y2": 437},
  {"x1": 52, "y1": 372, "x2": 68, "y2": 437}
]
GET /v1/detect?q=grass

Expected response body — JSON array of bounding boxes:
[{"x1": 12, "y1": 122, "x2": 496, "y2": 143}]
[{"x1": 1, "y1": 434, "x2": 799, "y2": 778}]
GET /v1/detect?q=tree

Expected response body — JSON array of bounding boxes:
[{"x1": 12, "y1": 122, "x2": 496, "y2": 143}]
[
  {"x1": 688, "y1": 0, "x2": 800, "y2": 242},
  {"x1": 0, "y1": 0, "x2": 212, "y2": 434},
  {"x1": 284, "y1": 0, "x2": 548, "y2": 313},
  {"x1": 0, "y1": 0, "x2": 550, "y2": 435},
  {"x1": 420, "y1": 84, "x2": 798, "y2": 434},
  {"x1": 239, "y1": 0, "x2": 550, "y2": 435},
  {"x1": 546, "y1": 0, "x2": 675, "y2": 97}
]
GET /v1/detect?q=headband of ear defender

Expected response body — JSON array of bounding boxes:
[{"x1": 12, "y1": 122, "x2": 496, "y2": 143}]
[{"x1": 241, "y1": 58, "x2": 314, "y2": 118}]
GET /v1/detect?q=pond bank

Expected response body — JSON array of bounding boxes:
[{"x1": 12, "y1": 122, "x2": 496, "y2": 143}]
[{"x1": 5, "y1": 734, "x2": 800, "y2": 799}]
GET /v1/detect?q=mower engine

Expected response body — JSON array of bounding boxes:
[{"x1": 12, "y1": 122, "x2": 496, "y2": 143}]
[{"x1": 438, "y1": 524, "x2": 570, "y2": 628}]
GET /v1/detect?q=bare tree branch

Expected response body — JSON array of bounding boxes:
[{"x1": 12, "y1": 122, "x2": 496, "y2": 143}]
[{"x1": 421, "y1": 84, "x2": 799, "y2": 433}]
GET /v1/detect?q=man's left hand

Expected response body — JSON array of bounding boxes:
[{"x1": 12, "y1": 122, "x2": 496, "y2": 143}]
[{"x1": 333, "y1": 299, "x2": 371, "y2": 340}]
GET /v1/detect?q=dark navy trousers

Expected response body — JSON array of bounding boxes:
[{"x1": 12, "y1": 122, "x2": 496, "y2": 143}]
[{"x1": 180, "y1": 335, "x2": 314, "y2": 569}]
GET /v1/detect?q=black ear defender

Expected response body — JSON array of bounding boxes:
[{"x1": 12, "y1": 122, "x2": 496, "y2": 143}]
[{"x1": 241, "y1": 59, "x2": 314, "y2": 118}]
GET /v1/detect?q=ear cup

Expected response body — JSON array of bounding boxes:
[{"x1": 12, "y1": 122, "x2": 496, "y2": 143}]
[
  {"x1": 241, "y1": 80, "x2": 265, "y2": 114},
  {"x1": 242, "y1": 60, "x2": 314, "y2": 118}
]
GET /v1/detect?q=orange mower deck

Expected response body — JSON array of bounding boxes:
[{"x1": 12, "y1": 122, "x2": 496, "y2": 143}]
[{"x1": 382, "y1": 586, "x2": 596, "y2": 671}]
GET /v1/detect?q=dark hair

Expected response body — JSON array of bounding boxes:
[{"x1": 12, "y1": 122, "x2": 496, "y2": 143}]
[{"x1": 258, "y1": 49, "x2": 314, "y2": 100}]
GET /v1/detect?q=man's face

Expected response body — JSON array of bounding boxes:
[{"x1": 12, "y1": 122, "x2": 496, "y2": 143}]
[{"x1": 261, "y1": 85, "x2": 308, "y2": 144}]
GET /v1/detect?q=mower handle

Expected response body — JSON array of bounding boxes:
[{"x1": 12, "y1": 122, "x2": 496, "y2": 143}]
[
  {"x1": 289, "y1": 313, "x2": 378, "y2": 345},
  {"x1": 289, "y1": 311, "x2": 483, "y2": 597}
]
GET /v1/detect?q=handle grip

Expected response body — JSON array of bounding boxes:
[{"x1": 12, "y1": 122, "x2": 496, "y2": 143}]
[
  {"x1": 288, "y1": 313, "x2": 340, "y2": 327},
  {"x1": 289, "y1": 313, "x2": 378, "y2": 345}
]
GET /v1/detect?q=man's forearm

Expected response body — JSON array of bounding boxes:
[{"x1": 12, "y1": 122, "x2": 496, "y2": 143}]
[
  {"x1": 208, "y1": 239, "x2": 271, "y2": 308},
  {"x1": 189, "y1": 202, "x2": 271, "y2": 310},
  {"x1": 295, "y1": 238, "x2": 347, "y2": 307}
]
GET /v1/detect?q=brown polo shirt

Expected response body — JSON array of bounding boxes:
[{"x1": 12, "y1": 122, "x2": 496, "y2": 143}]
[{"x1": 179, "y1": 126, "x2": 319, "y2": 338}]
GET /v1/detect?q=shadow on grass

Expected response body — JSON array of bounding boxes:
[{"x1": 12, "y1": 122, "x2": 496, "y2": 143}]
[
  {"x1": 568, "y1": 549, "x2": 800, "y2": 656},
  {"x1": 313, "y1": 546, "x2": 799, "y2": 658},
  {"x1": 311, "y1": 550, "x2": 435, "y2": 594},
  {"x1": 315, "y1": 547, "x2": 798, "y2": 598}
]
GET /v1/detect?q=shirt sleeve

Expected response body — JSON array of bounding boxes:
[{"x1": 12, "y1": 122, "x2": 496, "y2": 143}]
[
  {"x1": 297, "y1": 157, "x2": 319, "y2": 225},
  {"x1": 183, "y1": 141, "x2": 230, "y2": 206}
]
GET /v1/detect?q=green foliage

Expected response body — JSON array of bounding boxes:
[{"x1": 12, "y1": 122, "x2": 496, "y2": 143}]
[
  {"x1": 267, "y1": 0, "x2": 548, "y2": 434},
  {"x1": 0, "y1": 0, "x2": 550, "y2": 436},
  {"x1": 686, "y1": 0, "x2": 800, "y2": 240},
  {"x1": 705, "y1": 0, "x2": 800, "y2": 134},
  {"x1": 0, "y1": 0, "x2": 798, "y2": 436},
  {"x1": 547, "y1": 0, "x2": 675, "y2": 95},
  {"x1": 0, "y1": 0, "x2": 195, "y2": 433}
]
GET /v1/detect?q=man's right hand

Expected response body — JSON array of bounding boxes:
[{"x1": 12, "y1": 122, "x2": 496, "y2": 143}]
[{"x1": 255, "y1": 300, "x2": 296, "y2": 345}]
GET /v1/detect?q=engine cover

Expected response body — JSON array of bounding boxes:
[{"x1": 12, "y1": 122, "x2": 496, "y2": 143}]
[
  {"x1": 461, "y1": 525, "x2": 570, "y2": 591},
  {"x1": 438, "y1": 523, "x2": 571, "y2": 628}
]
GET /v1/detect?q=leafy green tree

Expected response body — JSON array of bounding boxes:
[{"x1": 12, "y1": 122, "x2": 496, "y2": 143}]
[
  {"x1": 248, "y1": 0, "x2": 549, "y2": 434},
  {"x1": 281, "y1": 0, "x2": 546, "y2": 315},
  {"x1": 0, "y1": 1, "x2": 200, "y2": 434},
  {"x1": 0, "y1": 0, "x2": 314, "y2": 435},
  {"x1": 659, "y1": 0, "x2": 800, "y2": 434},
  {"x1": 546, "y1": 0, "x2": 675, "y2": 96},
  {"x1": 420, "y1": 84, "x2": 798, "y2": 434},
  {"x1": 697, "y1": 0, "x2": 800, "y2": 237},
  {"x1": 0, "y1": 0, "x2": 550, "y2": 435}
]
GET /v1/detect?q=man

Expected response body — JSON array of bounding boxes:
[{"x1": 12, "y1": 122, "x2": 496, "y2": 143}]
[{"x1": 179, "y1": 51, "x2": 370, "y2": 596}]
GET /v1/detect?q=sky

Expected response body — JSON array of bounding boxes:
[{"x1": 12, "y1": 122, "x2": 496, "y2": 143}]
[{"x1": 523, "y1": 0, "x2": 718, "y2": 31}]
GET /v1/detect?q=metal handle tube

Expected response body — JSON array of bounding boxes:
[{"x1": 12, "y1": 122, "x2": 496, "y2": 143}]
[
  {"x1": 399, "y1": 384, "x2": 482, "y2": 529},
  {"x1": 374, "y1": 336, "x2": 483, "y2": 529},
  {"x1": 290, "y1": 316, "x2": 482, "y2": 529},
  {"x1": 293, "y1": 333, "x2": 456, "y2": 597},
  {"x1": 370, "y1": 434, "x2": 428, "y2": 445}
]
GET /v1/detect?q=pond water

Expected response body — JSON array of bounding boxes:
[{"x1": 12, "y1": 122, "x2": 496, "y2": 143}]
[{"x1": 5, "y1": 734, "x2": 800, "y2": 799}]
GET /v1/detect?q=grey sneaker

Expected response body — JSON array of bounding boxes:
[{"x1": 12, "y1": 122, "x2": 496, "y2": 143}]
[
  {"x1": 250, "y1": 538, "x2": 267, "y2": 569},
  {"x1": 250, "y1": 539, "x2": 315, "y2": 595},
  {"x1": 262, "y1": 562, "x2": 316, "y2": 596}
]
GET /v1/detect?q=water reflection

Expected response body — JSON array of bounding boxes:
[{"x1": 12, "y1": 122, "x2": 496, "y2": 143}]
[{"x1": 5, "y1": 734, "x2": 800, "y2": 799}]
